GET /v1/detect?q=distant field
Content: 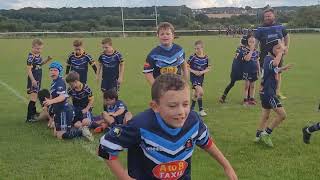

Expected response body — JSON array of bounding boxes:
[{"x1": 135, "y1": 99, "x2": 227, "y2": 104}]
[{"x1": 0, "y1": 34, "x2": 319, "y2": 179}]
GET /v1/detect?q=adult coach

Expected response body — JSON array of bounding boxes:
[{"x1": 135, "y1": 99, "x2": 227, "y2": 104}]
[{"x1": 255, "y1": 8, "x2": 290, "y2": 99}]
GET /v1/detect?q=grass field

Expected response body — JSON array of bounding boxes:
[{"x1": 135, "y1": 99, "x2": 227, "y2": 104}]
[{"x1": 0, "y1": 34, "x2": 319, "y2": 180}]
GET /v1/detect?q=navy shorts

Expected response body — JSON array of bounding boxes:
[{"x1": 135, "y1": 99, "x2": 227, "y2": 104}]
[
  {"x1": 243, "y1": 72, "x2": 258, "y2": 82},
  {"x1": 54, "y1": 106, "x2": 74, "y2": 131},
  {"x1": 190, "y1": 76, "x2": 204, "y2": 88},
  {"x1": 27, "y1": 72, "x2": 42, "y2": 94},
  {"x1": 101, "y1": 79, "x2": 119, "y2": 93},
  {"x1": 260, "y1": 93, "x2": 282, "y2": 109},
  {"x1": 73, "y1": 107, "x2": 93, "y2": 123}
]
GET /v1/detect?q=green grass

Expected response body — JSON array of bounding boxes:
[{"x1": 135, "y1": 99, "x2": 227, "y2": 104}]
[{"x1": 0, "y1": 34, "x2": 319, "y2": 179}]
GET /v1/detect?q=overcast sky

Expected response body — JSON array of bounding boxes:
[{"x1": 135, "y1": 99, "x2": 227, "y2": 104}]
[{"x1": 0, "y1": 0, "x2": 318, "y2": 9}]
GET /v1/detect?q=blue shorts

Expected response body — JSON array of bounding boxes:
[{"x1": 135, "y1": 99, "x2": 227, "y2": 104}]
[
  {"x1": 243, "y1": 72, "x2": 258, "y2": 82},
  {"x1": 54, "y1": 105, "x2": 74, "y2": 131},
  {"x1": 230, "y1": 70, "x2": 243, "y2": 81},
  {"x1": 27, "y1": 73, "x2": 42, "y2": 94},
  {"x1": 190, "y1": 76, "x2": 204, "y2": 88},
  {"x1": 260, "y1": 93, "x2": 282, "y2": 109},
  {"x1": 101, "y1": 79, "x2": 119, "y2": 93},
  {"x1": 73, "y1": 107, "x2": 93, "y2": 123}
]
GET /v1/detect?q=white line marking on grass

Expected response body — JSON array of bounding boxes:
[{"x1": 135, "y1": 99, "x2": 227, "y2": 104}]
[
  {"x1": 0, "y1": 80, "x2": 28, "y2": 104},
  {"x1": 0, "y1": 79, "x2": 102, "y2": 161}
]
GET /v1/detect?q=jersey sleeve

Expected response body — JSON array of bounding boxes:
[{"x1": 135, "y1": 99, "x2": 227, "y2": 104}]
[
  {"x1": 85, "y1": 54, "x2": 94, "y2": 64},
  {"x1": 116, "y1": 52, "x2": 124, "y2": 63},
  {"x1": 27, "y1": 54, "x2": 34, "y2": 66},
  {"x1": 195, "y1": 116, "x2": 213, "y2": 149},
  {"x1": 56, "y1": 81, "x2": 67, "y2": 96},
  {"x1": 84, "y1": 85, "x2": 93, "y2": 97},
  {"x1": 254, "y1": 28, "x2": 261, "y2": 41},
  {"x1": 187, "y1": 55, "x2": 194, "y2": 65},
  {"x1": 143, "y1": 53, "x2": 156, "y2": 74},
  {"x1": 98, "y1": 125, "x2": 141, "y2": 160},
  {"x1": 66, "y1": 54, "x2": 72, "y2": 65},
  {"x1": 282, "y1": 25, "x2": 288, "y2": 37}
]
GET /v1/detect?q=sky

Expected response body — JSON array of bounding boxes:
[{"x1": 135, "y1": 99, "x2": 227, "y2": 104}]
[{"x1": 0, "y1": 0, "x2": 318, "y2": 10}]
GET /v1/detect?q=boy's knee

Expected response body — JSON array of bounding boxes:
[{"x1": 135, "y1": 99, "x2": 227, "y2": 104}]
[
  {"x1": 82, "y1": 119, "x2": 91, "y2": 126},
  {"x1": 280, "y1": 112, "x2": 287, "y2": 121}
]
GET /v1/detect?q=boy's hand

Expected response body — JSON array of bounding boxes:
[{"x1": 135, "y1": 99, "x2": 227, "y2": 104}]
[
  {"x1": 47, "y1": 56, "x2": 53, "y2": 61},
  {"x1": 32, "y1": 80, "x2": 38, "y2": 87},
  {"x1": 117, "y1": 77, "x2": 123, "y2": 85},
  {"x1": 82, "y1": 108, "x2": 89, "y2": 114},
  {"x1": 43, "y1": 98, "x2": 53, "y2": 106},
  {"x1": 224, "y1": 167, "x2": 238, "y2": 180},
  {"x1": 282, "y1": 64, "x2": 293, "y2": 71},
  {"x1": 284, "y1": 46, "x2": 289, "y2": 55}
]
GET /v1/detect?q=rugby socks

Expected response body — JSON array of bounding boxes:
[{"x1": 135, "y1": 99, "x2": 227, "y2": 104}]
[
  {"x1": 27, "y1": 101, "x2": 36, "y2": 119},
  {"x1": 265, "y1": 127, "x2": 273, "y2": 135},
  {"x1": 198, "y1": 99, "x2": 203, "y2": 111},
  {"x1": 306, "y1": 123, "x2": 320, "y2": 133},
  {"x1": 191, "y1": 100, "x2": 196, "y2": 110},
  {"x1": 256, "y1": 130, "x2": 263, "y2": 137}
]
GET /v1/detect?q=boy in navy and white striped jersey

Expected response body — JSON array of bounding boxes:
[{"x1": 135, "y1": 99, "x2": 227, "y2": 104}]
[{"x1": 98, "y1": 74, "x2": 237, "y2": 180}]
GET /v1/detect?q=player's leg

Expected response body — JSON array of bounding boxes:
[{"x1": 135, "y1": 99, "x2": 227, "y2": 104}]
[
  {"x1": 302, "y1": 122, "x2": 320, "y2": 144},
  {"x1": 220, "y1": 79, "x2": 237, "y2": 103},
  {"x1": 255, "y1": 108, "x2": 271, "y2": 142},
  {"x1": 26, "y1": 92, "x2": 38, "y2": 122},
  {"x1": 190, "y1": 88, "x2": 197, "y2": 111},
  {"x1": 243, "y1": 80, "x2": 250, "y2": 105},
  {"x1": 249, "y1": 81, "x2": 257, "y2": 105},
  {"x1": 196, "y1": 85, "x2": 206, "y2": 116}
]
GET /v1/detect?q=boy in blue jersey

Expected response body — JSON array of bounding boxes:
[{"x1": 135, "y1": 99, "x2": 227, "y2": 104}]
[
  {"x1": 66, "y1": 71, "x2": 94, "y2": 141},
  {"x1": 242, "y1": 33, "x2": 260, "y2": 105},
  {"x1": 219, "y1": 36, "x2": 251, "y2": 104},
  {"x1": 26, "y1": 38, "x2": 52, "y2": 122},
  {"x1": 98, "y1": 74, "x2": 237, "y2": 180},
  {"x1": 188, "y1": 40, "x2": 211, "y2": 116},
  {"x1": 43, "y1": 62, "x2": 91, "y2": 140},
  {"x1": 255, "y1": 39, "x2": 292, "y2": 147},
  {"x1": 143, "y1": 22, "x2": 189, "y2": 85},
  {"x1": 94, "y1": 89, "x2": 132, "y2": 133},
  {"x1": 65, "y1": 39, "x2": 97, "y2": 84},
  {"x1": 255, "y1": 8, "x2": 290, "y2": 100},
  {"x1": 97, "y1": 38, "x2": 125, "y2": 93}
]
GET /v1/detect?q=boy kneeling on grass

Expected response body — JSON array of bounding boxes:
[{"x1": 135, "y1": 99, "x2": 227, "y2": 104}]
[{"x1": 98, "y1": 73, "x2": 237, "y2": 180}]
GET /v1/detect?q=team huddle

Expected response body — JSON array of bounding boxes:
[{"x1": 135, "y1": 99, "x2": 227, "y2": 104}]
[{"x1": 24, "y1": 8, "x2": 319, "y2": 180}]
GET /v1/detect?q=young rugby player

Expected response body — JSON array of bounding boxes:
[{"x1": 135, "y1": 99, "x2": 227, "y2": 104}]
[
  {"x1": 26, "y1": 38, "x2": 52, "y2": 122},
  {"x1": 188, "y1": 40, "x2": 211, "y2": 116},
  {"x1": 65, "y1": 39, "x2": 97, "y2": 84},
  {"x1": 98, "y1": 74, "x2": 237, "y2": 180},
  {"x1": 143, "y1": 22, "x2": 189, "y2": 85},
  {"x1": 255, "y1": 39, "x2": 292, "y2": 147}
]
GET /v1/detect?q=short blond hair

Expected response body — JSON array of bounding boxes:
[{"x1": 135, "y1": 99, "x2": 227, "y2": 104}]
[
  {"x1": 32, "y1": 38, "x2": 43, "y2": 46},
  {"x1": 157, "y1": 22, "x2": 175, "y2": 34},
  {"x1": 73, "y1": 39, "x2": 83, "y2": 47},
  {"x1": 194, "y1": 40, "x2": 204, "y2": 46},
  {"x1": 101, "y1": 38, "x2": 112, "y2": 45}
]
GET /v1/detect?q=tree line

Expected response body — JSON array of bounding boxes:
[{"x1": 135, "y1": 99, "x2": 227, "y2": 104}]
[{"x1": 0, "y1": 5, "x2": 319, "y2": 32}]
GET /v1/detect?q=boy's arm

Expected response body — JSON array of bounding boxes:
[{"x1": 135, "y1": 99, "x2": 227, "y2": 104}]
[
  {"x1": 105, "y1": 160, "x2": 134, "y2": 180},
  {"x1": 83, "y1": 96, "x2": 94, "y2": 113},
  {"x1": 26, "y1": 66, "x2": 37, "y2": 87},
  {"x1": 181, "y1": 61, "x2": 189, "y2": 81},
  {"x1": 98, "y1": 124, "x2": 140, "y2": 180},
  {"x1": 43, "y1": 94, "x2": 66, "y2": 106},
  {"x1": 96, "y1": 62, "x2": 102, "y2": 82},
  {"x1": 41, "y1": 56, "x2": 53, "y2": 65},
  {"x1": 144, "y1": 73, "x2": 155, "y2": 85},
  {"x1": 118, "y1": 62, "x2": 125, "y2": 85},
  {"x1": 90, "y1": 61, "x2": 98, "y2": 74},
  {"x1": 205, "y1": 143, "x2": 238, "y2": 180},
  {"x1": 111, "y1": 108, "x2": 125, "y2": 117}
]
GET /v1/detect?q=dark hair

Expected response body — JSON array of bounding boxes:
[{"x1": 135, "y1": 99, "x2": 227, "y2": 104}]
[
  {"x1": 65, "y1": 71, "x2": 80, "y2": 83},
  {"x1": 103, "y1": 89, "x2": 118, "y2": 100},
  {"x1": 157, "y1": 22, "x2": 175, "y2": 34},
  {"x1": 241, "y1": 31, "x2": 255, "y2": 46},
  {"x1": 151, "y1": 74, "x2": 188, "y2": 103},
  {"x1": 38, "y1": 89, "x2": 50, "y2": 106}
]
